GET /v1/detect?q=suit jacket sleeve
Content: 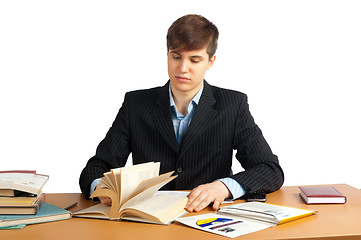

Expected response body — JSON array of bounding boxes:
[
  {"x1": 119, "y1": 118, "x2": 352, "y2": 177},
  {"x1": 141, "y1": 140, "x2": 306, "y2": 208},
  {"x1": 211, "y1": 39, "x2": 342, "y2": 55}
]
[
  {"x1": 79, "y1": 93, "x2": 131, "y2": 198},
  {"x1": 231, "y1": 94, "x2": 284, "y2": 196}
]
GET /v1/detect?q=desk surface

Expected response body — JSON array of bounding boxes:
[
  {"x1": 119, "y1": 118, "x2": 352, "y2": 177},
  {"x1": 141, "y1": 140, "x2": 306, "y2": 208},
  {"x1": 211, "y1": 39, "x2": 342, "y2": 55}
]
[{"x1": 1, "y1": 184, "x2": 361, "y2": 240}]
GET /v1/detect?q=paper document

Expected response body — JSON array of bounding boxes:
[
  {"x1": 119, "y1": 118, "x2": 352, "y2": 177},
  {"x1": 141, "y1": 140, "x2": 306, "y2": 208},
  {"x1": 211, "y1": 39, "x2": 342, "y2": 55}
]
[{"x1": 176, "y1": 213, "x2": 273, "y2": 238}]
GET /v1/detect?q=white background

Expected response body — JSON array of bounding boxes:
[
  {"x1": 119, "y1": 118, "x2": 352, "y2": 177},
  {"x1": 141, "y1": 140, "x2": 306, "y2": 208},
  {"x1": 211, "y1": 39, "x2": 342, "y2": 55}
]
[{"x1": 1, "y1": 0, "x2": 360, "y2": 193}]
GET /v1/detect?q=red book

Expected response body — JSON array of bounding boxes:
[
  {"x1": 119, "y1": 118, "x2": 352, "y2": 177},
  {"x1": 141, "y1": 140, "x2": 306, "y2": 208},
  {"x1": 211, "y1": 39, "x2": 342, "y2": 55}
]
[{"x1": 299, "y1": 186, "x2": 347, "y2": 204}]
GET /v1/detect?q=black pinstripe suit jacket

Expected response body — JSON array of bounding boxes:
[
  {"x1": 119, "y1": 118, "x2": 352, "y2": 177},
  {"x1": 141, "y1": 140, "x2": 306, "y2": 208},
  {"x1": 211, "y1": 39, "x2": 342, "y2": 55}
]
[{"x1": 79, "y1": 81, "x2": 284, "y2": 199}]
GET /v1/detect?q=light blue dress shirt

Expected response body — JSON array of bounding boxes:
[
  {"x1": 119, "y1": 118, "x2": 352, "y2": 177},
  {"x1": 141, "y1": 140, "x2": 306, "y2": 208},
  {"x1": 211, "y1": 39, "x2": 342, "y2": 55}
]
[
  {"x1": 169, "y1": 83, "x2": 245, "y2": 200},
  {"x1": 169, "y1": 84, "x2": 202, "y2": 146}
]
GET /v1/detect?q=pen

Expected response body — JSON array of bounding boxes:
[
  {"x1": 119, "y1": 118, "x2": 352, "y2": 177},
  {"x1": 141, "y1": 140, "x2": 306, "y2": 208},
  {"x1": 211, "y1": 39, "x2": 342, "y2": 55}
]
[{"x1": 64, "y1": 202, "x2": 78, "y2": 210}]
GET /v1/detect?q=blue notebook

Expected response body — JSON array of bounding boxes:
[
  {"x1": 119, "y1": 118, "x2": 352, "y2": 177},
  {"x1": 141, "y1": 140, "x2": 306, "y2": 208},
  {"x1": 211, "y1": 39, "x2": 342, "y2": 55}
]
[{"x1": 0, "y1": 202, "x2": 72, "y2": 228}]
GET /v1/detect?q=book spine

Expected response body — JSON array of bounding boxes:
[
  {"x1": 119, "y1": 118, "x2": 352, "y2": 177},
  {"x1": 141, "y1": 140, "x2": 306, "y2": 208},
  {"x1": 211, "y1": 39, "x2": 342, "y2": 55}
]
[
  {"x1": 33, "y1": 193, "x2": 46, "y2": 212},
  {"x1": 0, "y1": 170, "x2": 37, "y2": 174}
]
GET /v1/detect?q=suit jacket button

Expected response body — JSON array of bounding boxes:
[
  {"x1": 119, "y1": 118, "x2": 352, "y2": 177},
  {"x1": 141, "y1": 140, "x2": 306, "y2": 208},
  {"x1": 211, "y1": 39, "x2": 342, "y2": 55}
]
[{"x1": 177, "y1": 167, "x2": 182, "y2": 173}]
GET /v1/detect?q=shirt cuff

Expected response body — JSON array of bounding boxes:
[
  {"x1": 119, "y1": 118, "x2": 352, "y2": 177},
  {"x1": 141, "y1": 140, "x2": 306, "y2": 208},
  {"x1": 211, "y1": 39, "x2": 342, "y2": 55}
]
[
  {"x1": 218, "y1": 177, "x2": 246, "y2": 200},
  {"x1": 90, "y1": 178, "x2": 101, "y2": 202}
]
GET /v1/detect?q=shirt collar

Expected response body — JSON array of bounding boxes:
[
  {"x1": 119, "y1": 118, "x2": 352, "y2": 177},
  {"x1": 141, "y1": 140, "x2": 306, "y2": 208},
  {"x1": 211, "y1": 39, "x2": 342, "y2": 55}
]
[{"x1": 169, "y1": 83, "x2": 204, "y2": 108}]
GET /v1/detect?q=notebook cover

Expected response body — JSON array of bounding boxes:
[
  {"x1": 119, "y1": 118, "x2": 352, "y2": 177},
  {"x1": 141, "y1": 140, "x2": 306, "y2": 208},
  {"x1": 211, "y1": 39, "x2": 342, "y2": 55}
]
[
  {"x1": 0, "y1": 202, "x2": 71, "y2": 228},
  {"x1": 299, "y1": 186, "x2": 345, "y2": 198}
]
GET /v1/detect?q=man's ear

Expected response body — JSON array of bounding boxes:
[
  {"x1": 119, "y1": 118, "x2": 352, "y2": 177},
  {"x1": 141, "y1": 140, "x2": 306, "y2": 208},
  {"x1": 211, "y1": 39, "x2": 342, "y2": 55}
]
[{"x1": 207, "y1": 55, "x2": 216, "y2": 70}]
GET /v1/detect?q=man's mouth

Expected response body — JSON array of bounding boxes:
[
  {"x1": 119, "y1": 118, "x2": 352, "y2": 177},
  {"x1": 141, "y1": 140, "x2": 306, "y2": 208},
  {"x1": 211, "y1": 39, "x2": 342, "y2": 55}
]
[{"x1": 176, "y1": 76, "x2": 190, "y2": 82}]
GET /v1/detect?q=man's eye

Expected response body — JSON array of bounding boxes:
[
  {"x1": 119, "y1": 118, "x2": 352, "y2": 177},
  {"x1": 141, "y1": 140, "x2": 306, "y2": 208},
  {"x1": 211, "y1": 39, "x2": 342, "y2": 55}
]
[
  {"x1": 191, "y1": 59, "x2": 200, "y2": 63},
  {"x1": 173, "y1": 56, "x2": 181, "y2": 60}
]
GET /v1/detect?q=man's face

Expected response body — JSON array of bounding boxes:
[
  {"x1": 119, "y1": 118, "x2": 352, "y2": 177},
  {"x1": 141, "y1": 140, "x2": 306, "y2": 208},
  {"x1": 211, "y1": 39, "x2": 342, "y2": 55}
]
[{"x1": 167, "y1": 46, "x2": 215, "y2": 97}]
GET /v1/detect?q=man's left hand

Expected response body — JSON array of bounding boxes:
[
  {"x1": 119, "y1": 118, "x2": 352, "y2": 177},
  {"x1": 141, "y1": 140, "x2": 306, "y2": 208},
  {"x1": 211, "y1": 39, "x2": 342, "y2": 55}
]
[{"x1": 186, "y1": 181, "x2": 231, "y2": 212}]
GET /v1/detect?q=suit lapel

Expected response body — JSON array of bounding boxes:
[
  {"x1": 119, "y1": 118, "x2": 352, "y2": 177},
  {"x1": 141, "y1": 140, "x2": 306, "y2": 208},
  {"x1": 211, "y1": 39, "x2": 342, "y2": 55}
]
[
  {"x1": 151, "y1": 82, "x2": 180, "y2": 154},
  {"x1": 179, "y1": 81, "x2": 218, "y2": 159}
]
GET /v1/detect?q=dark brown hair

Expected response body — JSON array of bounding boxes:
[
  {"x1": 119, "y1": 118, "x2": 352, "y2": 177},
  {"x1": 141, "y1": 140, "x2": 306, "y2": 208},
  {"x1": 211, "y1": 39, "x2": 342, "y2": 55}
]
[{"x1": 167, "y1": 14, "x2": 219, "y2": 59}]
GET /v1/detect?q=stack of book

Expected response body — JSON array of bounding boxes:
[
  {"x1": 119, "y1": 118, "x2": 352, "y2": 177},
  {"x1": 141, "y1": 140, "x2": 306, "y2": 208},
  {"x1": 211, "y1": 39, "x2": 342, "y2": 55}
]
[
  {"x1": 0, "y1": 170, "x2": 72, "y2": 229},
  {"x1": 0, "y1": 170, "x2": 49, "y2": 215}
]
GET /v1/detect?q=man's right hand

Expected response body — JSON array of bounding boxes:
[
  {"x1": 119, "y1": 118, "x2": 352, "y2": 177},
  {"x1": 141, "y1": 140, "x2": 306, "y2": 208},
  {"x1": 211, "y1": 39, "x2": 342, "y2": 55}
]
[
  {"x1": 95, "y1": 181, "x2": 112, "y2": 206},
  {"x1": 98, "y1": 196, "x2": 112, "y2": 206}
]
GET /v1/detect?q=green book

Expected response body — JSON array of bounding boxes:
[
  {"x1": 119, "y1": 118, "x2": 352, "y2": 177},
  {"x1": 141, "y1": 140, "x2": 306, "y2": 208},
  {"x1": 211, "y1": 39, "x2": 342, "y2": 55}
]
[{"x1": 0, "y1": 202, "x2": 71, "y2": 228}]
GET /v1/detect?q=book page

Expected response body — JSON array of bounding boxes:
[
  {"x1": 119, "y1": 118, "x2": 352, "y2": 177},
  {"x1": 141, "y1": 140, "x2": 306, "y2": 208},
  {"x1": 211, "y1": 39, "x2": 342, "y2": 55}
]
[
  {"x1": 155, "y1": 190, "x2": 189, "y2": 197},
  {"x1": 218, "y1": 208, "x2": 277, "y2": 224},
  {"x1": 119, "y1": 162, "x2": 160, "y2": 204},
  {"x1": 103, "y1": 172, "x2": 116, "y2": 192},
  {"x1": 73, "y1": 204, "x2": 111, "y2": 219},
  {"x1": 0, "y1": 173, "x2": 48, "y2": 194},
  {"x1": 129, "y1": 172, "x2": 173, "y2": 199},
  {"x1": 121, "y1": 194, "x2": 188, "y2": 224},
  {"x1": 0, "y1": 173, "x2": 33, "y2": 187},
  {"x1": 29, "y1": 174, "x2": 49, "y2": 190},
  {"x1": 0, "y1": 189, "x2": 15, "y2": 197},
  {"x1": 0, "y1": 195, "x2": 39, "y2": 206},
  {"x1": 120, "y1": 175, "x2": 176, "y2": 211},
  {"x1": 0, "y1": 173, "x2": 34, "y2": 184},
  {"x1": 218, "y1": 202, "x2": 315, "y2": 225},
  {"x1": 111, "y1": 168, "x2": 121, "y2": 193}
]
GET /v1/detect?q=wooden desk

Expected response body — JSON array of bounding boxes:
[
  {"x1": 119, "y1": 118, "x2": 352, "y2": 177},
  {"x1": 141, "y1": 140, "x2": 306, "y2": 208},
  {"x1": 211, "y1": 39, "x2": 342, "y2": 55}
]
[{"x1": 1, "y1": 184, "x2": 361, "y2": 240}]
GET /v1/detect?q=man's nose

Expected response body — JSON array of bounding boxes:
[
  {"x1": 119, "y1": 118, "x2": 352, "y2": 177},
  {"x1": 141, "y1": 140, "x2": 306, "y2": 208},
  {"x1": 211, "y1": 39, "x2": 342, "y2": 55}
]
[{"x1": 180, "y1": 60, "x2": 189, "y2": 72}]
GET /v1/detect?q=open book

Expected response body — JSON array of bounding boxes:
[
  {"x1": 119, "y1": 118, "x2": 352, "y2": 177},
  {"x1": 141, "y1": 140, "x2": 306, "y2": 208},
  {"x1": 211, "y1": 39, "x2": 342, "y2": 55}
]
[
  {"x1": 176, "y1": 202, "x2": 316, "y2": 238},
  {"x1": 73, "y1": 162, "x2": 188, "y2": 224}
]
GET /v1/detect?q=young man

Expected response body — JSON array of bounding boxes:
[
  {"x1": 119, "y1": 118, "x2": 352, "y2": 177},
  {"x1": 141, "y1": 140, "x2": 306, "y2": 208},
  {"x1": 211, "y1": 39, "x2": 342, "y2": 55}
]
[{"x1": 79, "y1": 14, "x2": 284, "y2": 212}]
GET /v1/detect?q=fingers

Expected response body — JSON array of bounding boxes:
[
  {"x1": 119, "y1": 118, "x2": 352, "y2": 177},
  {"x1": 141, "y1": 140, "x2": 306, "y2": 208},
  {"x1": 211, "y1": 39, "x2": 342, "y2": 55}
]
[
  {"x1": 98, "y1": 196, "x2": 112, "y2": 206},
  {"x1": 97, "y1": 181, "x2": 106, "y2": 188},
  {"x1": 186, "y1": 188, "x2": 212, "y2": 212},
  {"x1": 186, "y1": 181, "x2": 230, "y2": 212},
  {"x1": 212, "y1": 200, "x2": 221, "y2": 211},
  {"x1": 94, "y1": 182, "x2": 112, "y2": 206}
]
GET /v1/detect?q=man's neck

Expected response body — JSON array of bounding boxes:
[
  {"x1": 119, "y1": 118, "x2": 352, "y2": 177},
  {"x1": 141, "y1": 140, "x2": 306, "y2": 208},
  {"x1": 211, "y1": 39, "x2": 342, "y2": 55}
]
[{"x1": 171, "y1": 85, "x2": 202, "y2": 116}]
